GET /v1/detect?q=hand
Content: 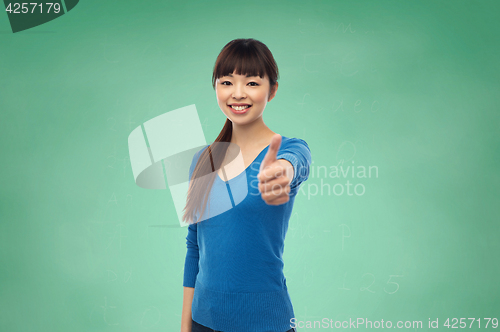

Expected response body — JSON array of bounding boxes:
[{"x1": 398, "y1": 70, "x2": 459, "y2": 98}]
[{"x1": 257, "y1": 134, "x2": 293, "y2": 205}]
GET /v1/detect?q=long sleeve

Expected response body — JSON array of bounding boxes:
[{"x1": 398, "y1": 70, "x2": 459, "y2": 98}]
[
  {"x1": 276, "y1": 137, "x2": 312, "y2": 195},
  {"x1": 183, "y1": 222, "x2": 199, "y2": 287},
  {"x1": 182, "y1": 148, "x2": 204, "y2": 287}
]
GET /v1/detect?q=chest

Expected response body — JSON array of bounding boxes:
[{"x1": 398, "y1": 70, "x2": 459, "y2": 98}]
[{"x1": 216, "y1": 147, "x2": 265, "y2": 182}]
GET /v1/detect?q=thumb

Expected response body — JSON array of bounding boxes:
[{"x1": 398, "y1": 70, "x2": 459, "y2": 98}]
[{"x1": 260, "y1": 134, "x2": 282, "y2": 172}]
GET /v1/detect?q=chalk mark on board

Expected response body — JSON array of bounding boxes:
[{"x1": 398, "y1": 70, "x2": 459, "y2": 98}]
[{"x1": 360, "y1": 273, "x2": 376, "y2": 293}]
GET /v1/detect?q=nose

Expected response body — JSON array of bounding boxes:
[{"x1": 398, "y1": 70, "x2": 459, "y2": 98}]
[{"x1": 232, "y1": 82, "x2": 246, "y2": 99}]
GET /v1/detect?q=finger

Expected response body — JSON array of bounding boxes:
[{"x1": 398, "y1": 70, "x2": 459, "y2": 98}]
[
  {"x1": 272, "y1": 195, "x2": 290, "y2": 205},
  {"x1": 260, "y1": 134, "x2": 281, "y2": 172},
  {"x1": 267, "y1": 188, "x2": 291, "y2": 203},
  {"x1": 261, "y1": 186, "x2": 291, "y2": 202},
  {"x1": 264, "y1": 192, "x2": 290, "y2": 205},
  {"x1": 258, "y1": 163, "x2": 285, "y2": 183},
  {"x1": 258, "y1": 177, "x2": 290, "y2": 193}
]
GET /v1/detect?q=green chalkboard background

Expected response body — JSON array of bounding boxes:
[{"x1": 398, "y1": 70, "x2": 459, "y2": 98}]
[{"x1": 1, "y1": 0, "x2": 499, "y2": 331}]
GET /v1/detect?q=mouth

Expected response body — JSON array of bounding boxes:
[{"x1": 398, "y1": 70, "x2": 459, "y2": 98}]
[{"x1": 228, "y1": 104, "x2": 252, "y2": 114}]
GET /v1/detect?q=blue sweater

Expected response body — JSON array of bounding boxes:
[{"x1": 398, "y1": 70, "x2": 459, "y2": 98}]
[{"x1": 183, "y1": 136, "x2": 311, "y2": 332}]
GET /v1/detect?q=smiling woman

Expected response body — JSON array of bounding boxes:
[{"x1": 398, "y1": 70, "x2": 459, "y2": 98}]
[
  {"x1": 220, "y1": 74, "x2": 262, "y2": 113},
  {"x1": 184, "y1": 39, "x2": 281, "y2": 225},
  {"x1": 217, "y1": 71, "x2": 277, "y2": 119},
  {"x1": 180, "y1": 38, "x2": 310, "y2": 332}
]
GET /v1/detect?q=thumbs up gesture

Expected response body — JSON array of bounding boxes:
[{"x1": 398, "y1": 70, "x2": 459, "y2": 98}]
[{"x1": 257, "y1": 134, "x2": 294, "y2": 205}]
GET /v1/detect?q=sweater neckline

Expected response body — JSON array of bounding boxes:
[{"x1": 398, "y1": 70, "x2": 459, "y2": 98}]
[{"x1": 216, "y1": 143, "x2": 271, "y2": 183}]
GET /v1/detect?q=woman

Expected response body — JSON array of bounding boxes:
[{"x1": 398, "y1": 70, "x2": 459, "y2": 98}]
[{"x1": 181, "y1": 38, "x2": 311, "y2": 332}]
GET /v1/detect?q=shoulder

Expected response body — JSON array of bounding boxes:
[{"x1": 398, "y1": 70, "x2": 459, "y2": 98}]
[
  {"x1": 188, "y1": 145, "x2": 210, "y2": 179},
  {"x1": 280, "y1": 136, "x2": 311, "y2": 151},
  {"x1": 190, "y1": 144, "x2": 209, "y2": 167},
  {"x1": 191, "y1": 145, "x2": 210, "y2": 163}
]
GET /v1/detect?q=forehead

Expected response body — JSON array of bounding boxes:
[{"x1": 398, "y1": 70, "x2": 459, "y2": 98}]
[{"x1": 221, "y1": 73, "x2": 266, "y2": 79}]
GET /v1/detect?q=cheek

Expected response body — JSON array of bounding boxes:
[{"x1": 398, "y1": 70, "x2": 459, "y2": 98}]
[
  {"x1": 253, "y1": 91, "x2": 269, "y2": 103},
  {"x1": 216, "y1": 94, "x2": 226, "y2": 106},
  {"x1": 217, "y1": 90, "x2": 232, "y2": 102}
]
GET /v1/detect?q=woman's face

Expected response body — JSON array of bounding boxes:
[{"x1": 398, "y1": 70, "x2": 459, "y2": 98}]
[{"x1": 216, "y1": 70, "x2": 277, "y2": 125}]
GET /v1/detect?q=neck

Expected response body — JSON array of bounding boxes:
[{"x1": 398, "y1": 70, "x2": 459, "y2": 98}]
[{"x1": 230, "y1": 117, "x2": 275, "y2": 150}]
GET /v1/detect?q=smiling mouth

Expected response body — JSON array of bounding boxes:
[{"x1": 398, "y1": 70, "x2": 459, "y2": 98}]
[{"x1": 229, "y1": 105, "x2": 251, "y2": 111}]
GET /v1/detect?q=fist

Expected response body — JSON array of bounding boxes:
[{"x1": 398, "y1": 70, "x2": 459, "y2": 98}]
[{"x1": 257, "y1": 134, "x2": 293, "y2": 205}]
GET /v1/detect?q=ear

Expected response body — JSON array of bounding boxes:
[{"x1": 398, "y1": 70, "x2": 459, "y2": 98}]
[{"x1": 268, "y1": 82, "x2": 278, "y2": 102}]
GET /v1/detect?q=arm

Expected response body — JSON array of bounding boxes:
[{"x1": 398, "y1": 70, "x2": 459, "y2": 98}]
[
  {"x1": 181, "y1": 222, "x2": 199, "y2": 331},
  {"x1": 181, "y1": 286, "x2": 194, "y2": 332},
  {"x1": 181, "y1": 149, "x2": 204, "y2": 331},
  {"x1": 277, "y1": 159, "x2": 294, "y2": 185},
  {"x1": 276, "y1": 138, "x2": 311, "y2": 194}
]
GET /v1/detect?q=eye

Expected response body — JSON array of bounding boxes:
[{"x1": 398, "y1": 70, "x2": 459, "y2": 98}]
[{"x1": 220, "y1": 81, "x2": 259, "y2": 86}]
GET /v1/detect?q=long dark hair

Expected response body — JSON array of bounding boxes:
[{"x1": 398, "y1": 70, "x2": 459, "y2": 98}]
[{"x1": 182, "y1": 38, "x2": 279, "y2": 224}]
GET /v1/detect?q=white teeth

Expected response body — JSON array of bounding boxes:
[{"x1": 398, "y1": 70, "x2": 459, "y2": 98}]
[{"x1": 231, "y1": 105, "x2": 250, "y2": 111}]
